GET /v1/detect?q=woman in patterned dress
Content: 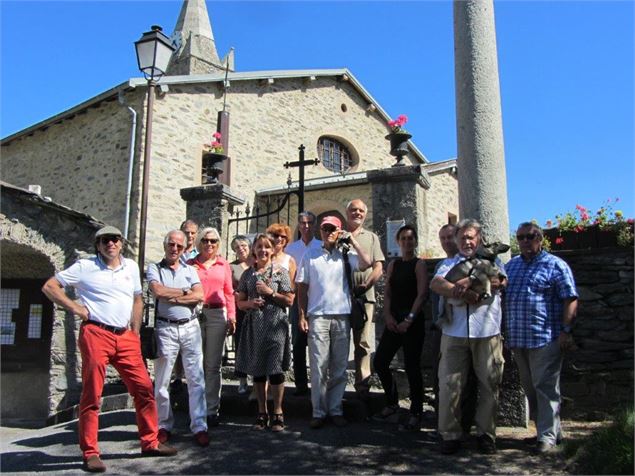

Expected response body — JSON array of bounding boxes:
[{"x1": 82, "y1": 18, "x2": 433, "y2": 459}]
[{"x1": 235, "y1": 234, "x2": 295, "y2": 432}]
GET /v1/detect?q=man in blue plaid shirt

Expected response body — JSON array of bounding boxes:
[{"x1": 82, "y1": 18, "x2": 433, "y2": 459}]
[{"x1": 504, "y1": 222, "x2": 578, "y2": 454}]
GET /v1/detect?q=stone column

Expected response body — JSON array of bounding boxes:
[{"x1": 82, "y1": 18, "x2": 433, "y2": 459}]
[
  {"x1": 367, "y1": 165, "x2": 431, "y2": 255},
  {"x1": 454, "y1": 0, "x2": 510, "y2": 244},
  {"x1": 180, "y1": 184, "x2": 245, "y2": 247}
]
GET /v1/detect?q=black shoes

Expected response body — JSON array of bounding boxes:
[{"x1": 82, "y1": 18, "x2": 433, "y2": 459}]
[{"x1": 477, "y1": 434, "x2": 497, "y2": 454}]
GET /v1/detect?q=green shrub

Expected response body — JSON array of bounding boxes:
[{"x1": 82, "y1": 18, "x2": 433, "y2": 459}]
[{"x1": 568, "y1": 408, "x2": 634, "y2": 475}]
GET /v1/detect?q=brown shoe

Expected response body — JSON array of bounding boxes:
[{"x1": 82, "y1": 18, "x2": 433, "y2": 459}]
[
  {"x1": 194, "y1": 431, "x2": 210, "y2": 447},
  {"x1": 83, "y1": 455, "x2": 106, "y2": 473},
  {"x1": 157, "y1": 428, "x2": 171, "y2": 443},
  {"x1": 141, "y1": 442, "x2": 178, "y2": 457}
]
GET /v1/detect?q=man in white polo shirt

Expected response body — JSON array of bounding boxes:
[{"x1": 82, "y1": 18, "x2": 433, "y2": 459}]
[
  {"x1": 296, "y1": 216, "x2": 371, "y2": 429},
  {"x1": 147, "y1": 230, "x2": 208, "y2": 447},
  {"x1": 42, "y1": 226, "x2": 177, "y2": 473}
]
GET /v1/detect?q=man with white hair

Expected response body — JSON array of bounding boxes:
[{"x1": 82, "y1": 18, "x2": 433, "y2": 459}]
[{"x1": 147, "y1": 230, "x2": 208, "y2": 447}]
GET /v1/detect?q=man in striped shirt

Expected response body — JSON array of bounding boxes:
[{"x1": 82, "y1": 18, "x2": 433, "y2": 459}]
[{"x1": 504, "y1": 222, "x2": 578, "y2": 454}]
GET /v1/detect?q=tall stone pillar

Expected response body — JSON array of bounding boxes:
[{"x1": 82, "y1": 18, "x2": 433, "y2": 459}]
[{"x1": 454, "y1": 0, "x2": 510, "y2": 243}]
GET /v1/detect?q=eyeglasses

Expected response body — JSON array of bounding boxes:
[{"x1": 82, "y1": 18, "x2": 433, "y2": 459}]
[
  {"x1": 321, "y1": 226, "x2": 337, "y2": 233},
  {"x1": 270, "y1": 233, "x2": 287, "y2": 241},
  {"x1": 516, "y1": 233, "x2": 539, "y2": 241},
  {"x1": 201, "y1": 238, "x2": 219, "y2": 245},
  {"x1": 99, "y1": 236, "x2": 121, "y2": 245},
  {"x1": 167, "y1": 242, "x2": 185, "y2": 250}
]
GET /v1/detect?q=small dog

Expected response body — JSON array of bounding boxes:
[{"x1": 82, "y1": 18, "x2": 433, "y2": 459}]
[{"x1": 436, "y1": 241, "x2": 509, "y2": 326}]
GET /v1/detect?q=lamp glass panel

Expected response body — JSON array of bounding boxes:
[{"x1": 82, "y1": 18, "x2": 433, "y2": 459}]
[
  {"x1": 154, "y1": 42, "x2": 173, "y2": 74},
  {"x1": 136, "y1": 41, "x2": 157, "y2": 71}
]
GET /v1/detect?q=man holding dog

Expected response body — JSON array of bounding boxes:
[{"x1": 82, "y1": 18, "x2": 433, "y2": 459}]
[
  {"x1": 504, "y1": 222, "x2": 578, "y2": 454},
  {"x1": 430, "y1": 218, "x2": 506, "y2": 455}
]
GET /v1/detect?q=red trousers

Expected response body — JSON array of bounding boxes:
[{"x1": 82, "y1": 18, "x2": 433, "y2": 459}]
[{"x1": 78, "y1": 324, "x2": 159, "y2": 459}]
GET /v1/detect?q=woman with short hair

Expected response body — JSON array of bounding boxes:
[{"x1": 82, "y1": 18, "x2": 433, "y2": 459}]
[{"x1": 188, "y1": 227, "x2": 235, "y2": 427}]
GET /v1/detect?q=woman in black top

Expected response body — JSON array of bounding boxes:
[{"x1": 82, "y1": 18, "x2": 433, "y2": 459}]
[{"x1": 373, "y1": 224, "x2": 429, "y2": 430}]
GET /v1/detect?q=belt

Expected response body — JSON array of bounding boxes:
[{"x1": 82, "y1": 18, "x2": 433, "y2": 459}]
[
  {"x1": 203, "y1": 303, "x2": 224, "y2": 309},
  {"x1": 156, "y1": 316, "x2": 195, "y2": 325},
  {"x1": 83, "y1": 320, "x2": 127, "y2": 335}
]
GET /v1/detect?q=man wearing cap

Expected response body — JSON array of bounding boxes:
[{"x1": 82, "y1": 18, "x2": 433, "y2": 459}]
[
  {"x1": 147, "y1": 230, "x2": 209, "y2": 447},
  {"x1": 345, "y1": 199, "x2": 385, "y2": 401},
  {"x1": 285, "y1": 211, "x2": 322, "y2": 396},
  {"x1": 296, "y1": 215, "x2": 371, "y2": 429},
  {"x1": 42, "y1": 225, "x2": 177, "y2": 473}
]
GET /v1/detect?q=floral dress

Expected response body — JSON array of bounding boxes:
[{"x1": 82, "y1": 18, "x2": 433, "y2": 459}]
[{"x1": 235, "y1": 264, "x2": 292, "y2": 377}]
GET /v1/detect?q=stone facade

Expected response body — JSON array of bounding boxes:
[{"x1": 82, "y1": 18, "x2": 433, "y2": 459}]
[
  {"x1": 3, "y1": 74, "x2": 450, "y2": 265},
  {"x1": 1, "y1": 184, "x2": 104, "y2": 416}
]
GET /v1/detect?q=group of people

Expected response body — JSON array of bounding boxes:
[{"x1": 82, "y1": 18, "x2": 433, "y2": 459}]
[{"x1": 42, "y1": 197, "x2": 578, "y2": 472}]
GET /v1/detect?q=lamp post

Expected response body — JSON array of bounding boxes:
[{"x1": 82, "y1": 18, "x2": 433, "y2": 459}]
[{"x1": 134, "y1": 25, "x2": 175, "y2": 269}]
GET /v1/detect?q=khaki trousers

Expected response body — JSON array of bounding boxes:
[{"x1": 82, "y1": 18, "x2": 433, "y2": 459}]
[
  {"x1": 438, "y1": 334, "x2": 505, "y2": 441},
  {"x1": 352, "y1": 301, "x2": 375, "y2": 394}
]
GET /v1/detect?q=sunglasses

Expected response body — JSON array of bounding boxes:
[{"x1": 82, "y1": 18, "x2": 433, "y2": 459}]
[
  {"x1": 516, "y1": 233, "x2": 539, "y2": 241},
  {"x1": 201, "y1": 238, "x2": 219, "y2": 245},
  {"x1": 167, "y1": 242, "x2": 185, "y2": 250},
  {"x1": 270, "y1": 233, "x2": 287, "y2": 240},
  {"x1": 321, "y1": 226, "x2": 337, "y2": 233},
  {"x1": 99, "y1": 236, "x2": 121, "y2": 245}
]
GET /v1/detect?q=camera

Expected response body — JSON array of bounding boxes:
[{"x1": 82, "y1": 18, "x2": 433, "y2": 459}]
[{"x1": 337, "y1": 232, "x2": 352, "y2": 252}]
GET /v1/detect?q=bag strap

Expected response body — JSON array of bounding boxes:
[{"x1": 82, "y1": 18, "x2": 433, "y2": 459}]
[{"x1": 342, "y1": 250, "x2": 355, "y2": 297}]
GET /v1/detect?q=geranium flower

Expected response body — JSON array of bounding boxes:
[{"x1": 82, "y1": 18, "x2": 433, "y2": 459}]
[{"x1": 555, "y1": 237, "x2": 564, "y2": 245}]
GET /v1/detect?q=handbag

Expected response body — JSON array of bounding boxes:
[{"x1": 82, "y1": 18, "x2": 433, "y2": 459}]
[
  {"x1": 140, "y1": 263, "x2": 160, "y2": 360},
  {"x1": 343, "y1": 250, "x2": 368, "y2": 331}
]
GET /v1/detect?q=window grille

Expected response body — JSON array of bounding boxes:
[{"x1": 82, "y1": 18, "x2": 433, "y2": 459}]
[
  {"x1": 0, "y1": 289, "x2": 19, "y2": 345},
  {"x1": 318, "y1": 137, "x2": 353, "y2": 173},
  {"x1": 28, "y1": 304, "x2": 43, "y2": 339}
]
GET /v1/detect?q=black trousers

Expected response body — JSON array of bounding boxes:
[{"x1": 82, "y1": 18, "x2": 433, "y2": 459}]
[{"x1": 373, "y1": 318, "x2": 425, "y2": 415}]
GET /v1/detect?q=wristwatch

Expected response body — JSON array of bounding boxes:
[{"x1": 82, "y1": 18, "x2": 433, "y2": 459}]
[
  {"x1": 404, "y1": 312, "x2": 415, "y2": 323},
  {"x1": 182, "y1": 287, "x2": 190, "y2": 296},
  {"x1": 561, "y1": 324, "x2": 573, "y2": 334}
]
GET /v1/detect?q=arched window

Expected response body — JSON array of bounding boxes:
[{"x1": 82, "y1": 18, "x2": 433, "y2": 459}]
[{"x1": 318, "y1": 137, "x2": 354, "y2": 174}]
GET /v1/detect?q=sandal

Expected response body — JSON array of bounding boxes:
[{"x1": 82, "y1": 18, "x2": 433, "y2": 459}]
[
  {"x1": 270, "y1": 413, "x2": 285, "y2": 432},
  {"x1": 253, "y1": 412, "x2": 268, "y2": 430},
  {"x1": 373, "y1": 404, "x2": 399, "y2": 421}
]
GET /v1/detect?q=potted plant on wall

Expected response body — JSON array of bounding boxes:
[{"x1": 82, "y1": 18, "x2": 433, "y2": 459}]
[
  {"x1": 202, "y1": 132, "x2": 227, "y2": 184},
  {"x1": 385, "y1": 114, "x2": 412, "y2": 165},
  {"x1": 543, "y1": 199, "x2": 634, "y2": 250}
]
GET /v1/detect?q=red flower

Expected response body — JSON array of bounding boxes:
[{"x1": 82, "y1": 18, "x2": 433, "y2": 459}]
[
  {"x1": 555, "y1": 237, "x2": 564, "y2": 245},
  {"x1": 575, "y1": 225, "x2": 585, "y2": 233}
]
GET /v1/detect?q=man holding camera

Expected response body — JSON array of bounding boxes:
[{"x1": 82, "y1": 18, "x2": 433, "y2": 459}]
[{"x1": 297, "y1": 216, "x2": 371, "y2": 429}]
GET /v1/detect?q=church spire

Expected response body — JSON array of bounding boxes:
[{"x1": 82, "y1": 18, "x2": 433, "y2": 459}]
[{"x1": 166, "y1": 0, "x2": 235, "y2": 76}]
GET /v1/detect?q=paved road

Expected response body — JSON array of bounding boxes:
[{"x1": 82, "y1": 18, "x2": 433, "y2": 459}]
[{"x1": 1, "y1": 405, "x2": 570, "y2": 475}]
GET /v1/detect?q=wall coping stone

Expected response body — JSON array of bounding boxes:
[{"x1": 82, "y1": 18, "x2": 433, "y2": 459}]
[
  {"x1": 180, "y1": 183, "x2": 245, "y2": 206},
  {"x1": 367, "y1": 165, "x2": 431, "y2": 189}
]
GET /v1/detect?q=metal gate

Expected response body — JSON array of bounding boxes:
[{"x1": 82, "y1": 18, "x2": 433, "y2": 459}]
[{"x1": 225, "y1": 190, "x2": 297, "y2": 257}]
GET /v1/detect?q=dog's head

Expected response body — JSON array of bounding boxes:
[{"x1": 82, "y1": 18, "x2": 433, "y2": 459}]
[{"x1": 475, "y1": 241, "x2": 510, "y2": 261}]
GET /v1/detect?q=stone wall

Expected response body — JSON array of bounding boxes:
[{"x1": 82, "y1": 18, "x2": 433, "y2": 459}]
[
  {"x1": 1, "y1": 92, "x2": 144, "y2": 232},
  {"x1": 554, "y1": 248, "x2": 634, "y2": 417},
  {"x1": 1, "y1": 186, "x2": 102, "y2": 415},
  {"x1": 424, "y1": 170, "x2": 459, "y2": 257}
]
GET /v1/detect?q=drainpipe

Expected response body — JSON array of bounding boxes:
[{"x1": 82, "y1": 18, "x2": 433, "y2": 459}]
[{"x1": 118, "y1": 91, "x2": 138, "y2": 241}]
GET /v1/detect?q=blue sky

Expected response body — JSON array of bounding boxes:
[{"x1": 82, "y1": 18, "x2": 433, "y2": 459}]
[{"x1": 1, "y1": 1, "x2": 633, "y2": 232}]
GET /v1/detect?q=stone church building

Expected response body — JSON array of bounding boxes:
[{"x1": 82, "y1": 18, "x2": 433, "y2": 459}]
[{"x1": 1, "y1": 0, "x2": 458, "y2": 422}]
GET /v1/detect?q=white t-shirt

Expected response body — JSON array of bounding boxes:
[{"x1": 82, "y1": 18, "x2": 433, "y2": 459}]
[
  {"x1": 435, "y1": 254, "x2": 505, "y2": 338},
  {"x1": 285, "y1": 238, "x2": 323, "y2": 266},
  {"x1": 296, "y1": 246, "x2": 358, "y2": 316},
  {"x1": 56, "y1": 255, "x2": 142, "y2": 328}
]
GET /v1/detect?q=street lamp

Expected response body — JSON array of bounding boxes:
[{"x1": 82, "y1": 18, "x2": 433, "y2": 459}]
[{"x1": 134, "y1": 25, "x2": 175, "y2": 269}]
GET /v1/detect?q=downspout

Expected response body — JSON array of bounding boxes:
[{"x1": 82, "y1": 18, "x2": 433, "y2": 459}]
[{"x1": 118, "y1": 91, "x2": 138, "y2": 241}]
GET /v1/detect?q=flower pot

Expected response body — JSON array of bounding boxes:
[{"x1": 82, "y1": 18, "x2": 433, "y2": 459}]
[
  {"x1": 386, "y1": 132, "x2": 412, "y2": 159},
  {"x1": 544, "y1": 225, "x2": 622, "y2": 250},
  {"x1": 202, "y1": 152, "x2": 227, "y2": 184}
]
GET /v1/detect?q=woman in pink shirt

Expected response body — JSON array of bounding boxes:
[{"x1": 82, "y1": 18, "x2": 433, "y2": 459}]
[{"x1": 188, "y1": 227, "x2": 235, "y2": 427}]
